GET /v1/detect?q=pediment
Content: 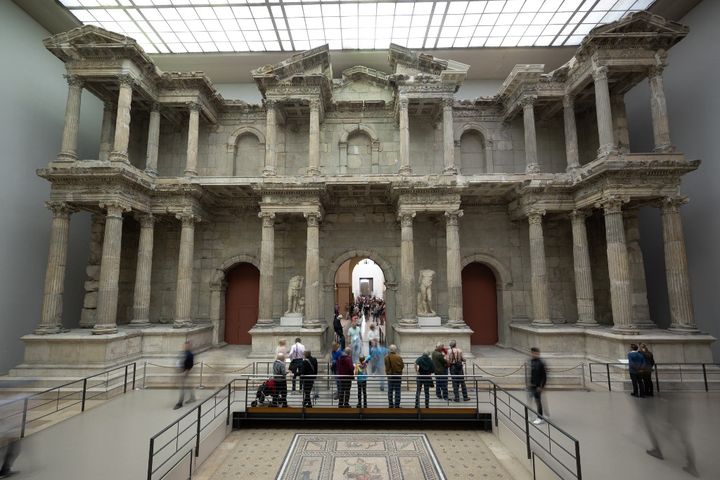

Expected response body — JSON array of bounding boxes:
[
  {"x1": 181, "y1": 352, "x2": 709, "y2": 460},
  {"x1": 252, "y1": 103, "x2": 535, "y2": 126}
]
[
  {"x1": 252, "y1": 45, "x2": 332, "y2": 83},
  {"x1": 44, "y1": 25, "x2": 133, "y2": 49},
  {"x1": 333, "y1": 67, "x2": 394, "y2": 104},
  {"x1": 388, "y1": 44, "x2": 469, "y2": 86},
  {"x1": 590, "y1": 11, "x2": 688, "y2": 37},
  {"x1": 579, "y1": 11, "x2": 688, "y2": 53}
]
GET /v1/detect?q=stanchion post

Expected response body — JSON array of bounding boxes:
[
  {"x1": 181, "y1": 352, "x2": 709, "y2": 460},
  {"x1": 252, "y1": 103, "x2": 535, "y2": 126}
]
[
  {"x1": 581, "y1": 364, "x2": 586, "y2": 389},
  {"x1": 524, "y1": 405, "x2": 531, "y2": 459},
  {"x1": 81, "y1": 378, "x2": 88, "y2": 412},
  {"x1": 132, "y1": 362, "x2": 137, "y2": 390},
  {"x1": 493, "y1": 384, "x2": 498, "y2": 428},
  {"x1": 702, "y1": 364, "x2": 708, "y2": 392},
  {"x1": 606, "y1": 363, "x2": 611, "y2": 391},
  {"x1": 655, "y1": 364, "x2": 660, "y2": 393},
  {"x1": 195, "y1": 405, "x2": 202, "y2": 457},
  {"x1": 147, "y1": 437, "x2": 155, "y2": 480},
  {"x1": 124, "y1": 365, "x2": 129, "y2": 393},
  {"x1": 589, "y1": 363, "x2": 594, "y2": 384},
  {"x1": 143, "y1": 361, "x2": 148, "y2": 389},
  {"x1": 226, "y1": 382, "x2": 231, "y2": 426},
  {"x1": 20, "y1": 398, "x2": 28, "y2": 438},
  {"x1": 199, "y1": 362, "x2": 204, "y2": 389},
  {"x1": 575, "y1": 439, "x2": 583, "y2": 480}
]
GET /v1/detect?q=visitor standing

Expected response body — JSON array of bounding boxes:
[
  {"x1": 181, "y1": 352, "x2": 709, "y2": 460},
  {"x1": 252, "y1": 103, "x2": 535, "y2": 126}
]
[
  {"x1": 628, "y1": 343, "x2": 647, "y2": 398},
  {"x1": 288, "y1": 337, "x2": 305, "y2": 393},
  {"x1": 355, "y1": 355, "x2": 369, "y2": 408},
  {"x1": 639, "y1": 343, "x2": 655, "y2": 397},
  {"x1": 348, "y1": 316, "x2": 362, "y2": 364},
  {"x1": 414, "y1": 351, "x2": 435, "y2": 408},
  {"x1": 529, "y1": 347, "x2": 548, "y2": 425},
  {"x1": 174, "y1": 340, "x2": 197, "y2": 410},
  {"x1": 368, "y1": 339, "x2": 387, "y2": 391},
  {"x1": 333, "y1": 314, "x2": 346, "y2": 350},
  {"x1": 432, "y1": 342, "x2": 449, "y2": 400},
  {"x1": 300, "y1": 350, "x2": 318, "y2": 408},
  {"x1": 336, "y1": 347, "x2": 355, "y2": 408},
  {"x1": 330, "y1": 341, "x2": 343, "y2": 400},
  {"x1": 272, "y1": 353, "x2": 288, "y2": 407},
  {"x1": 367, "y1": 323, "x2": 380, "y2": 353},
  {"x1": 276, "y1": 338, "x2": 288, "y2": 357},
  {"x1": 447, "y1": 340, "x2": 470, "y2": 402},
  {"x1": 385, "y1": 344, "x2": 404, "y2": 408}
]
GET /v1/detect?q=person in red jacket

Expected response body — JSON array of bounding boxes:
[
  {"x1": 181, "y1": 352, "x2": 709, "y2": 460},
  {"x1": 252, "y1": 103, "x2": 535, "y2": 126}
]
[{"x1": 336, "y1": 347, "x2": 355, "y2": 408}]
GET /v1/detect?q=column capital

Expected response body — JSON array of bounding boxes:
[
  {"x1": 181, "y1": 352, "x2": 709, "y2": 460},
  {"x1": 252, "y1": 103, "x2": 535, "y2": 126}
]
[
  {"x1": 176, "y1": 211, "x2": 200, "y2": 225},
  {"x1": 596, "y1": 195, "x2": 628, "y2": 215},
  {"x1": 103, "y1": 101, "x2": 116, "y2": 112},
  {"x1": 137, "y1": 213, "x2": 155, "y2": 228},
  {"x1": 569, "y1": 209, "x2": 590, "y2": 221},
  {"x1": 117, "y1": 74, "x2": 136, "y2": 88},
  {"x1": 45, "y1": 201, "x2": 74, "y2": 218},
  {"x1": 100, "y1": 201, "x2": 130, "y2": 217},
  {"x1": 527, "y1": 208, "x2": 545, "y2": 224},
  {"x1": 520, "y1": 95, "x2": 536, "y2": 109},
  {"x1": 64, "y1": 74, "x2": 84, "y2": 88},
  {"x1": 150, "y1": 102, "x2": 161, "y2": 113},
  {"x1": 398, "y1": 211, "x2": 416, "y2": 227},
  {"x1": 562, "y1": 94, "x2": 575, "y2": 108},
  {"x1": 592, "y1": 65, "x2": 609, "y2": 81},
  {"x1": 308, "y1": 97, "x2": 321, "y2": 110},
  {"x1": 660, "y1": 195, "x2": 688, "y2": 213},
  {"x1": 398, "y1": 96, "x2": 409, "y2": 109},
  {"x1": 265, "y1": 98, "x2": 278, "y2": 110},
  {"x1": 445, "y1": 209, "x2": 463, "y2": 226},
  {"x1": 648, "y1": 63, "x2": 666, "y2": 78},
  {"x1": 258, "y1": 211, "x2": 276, "y2": 227},
  {"x1": 187, "y1": 101, "x2": 202, "y2": 112},
  {"x1": 304, "y1": 211, "x2": 322, "y2": 226},
  {"x1": 441, "y1": 97, "x2": 454, "y2": 109}
]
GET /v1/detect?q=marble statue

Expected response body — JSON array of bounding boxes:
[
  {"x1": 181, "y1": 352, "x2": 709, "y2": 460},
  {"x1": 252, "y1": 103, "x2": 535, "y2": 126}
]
[
  {"x1": 285, "y1": 275, "x2": 305, "y2": 315},
  {"x1": 417, "y1": 269, "x2": 436, "y2": 316}
]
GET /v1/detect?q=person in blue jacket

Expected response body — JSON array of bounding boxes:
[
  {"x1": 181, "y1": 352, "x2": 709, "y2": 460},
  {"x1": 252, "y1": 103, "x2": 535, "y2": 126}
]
[{"x1": 627, "y1": 343, "x2": 647, "y2": 397}]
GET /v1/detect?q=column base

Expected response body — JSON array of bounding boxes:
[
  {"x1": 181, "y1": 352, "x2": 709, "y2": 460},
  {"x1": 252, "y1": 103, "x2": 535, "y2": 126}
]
[
  {"x1": 306, "y1": 167, "x2": 321, "y2": 176},
  {"x1": 525, "y1": 163, "x2": 541, "y2": 174},
  {"x1": 129, "y1": 320, "x2": 151, "y2": 327},
  {"x1": 173, "y1": 321, "x2": 194, "y2": 329},
  {"x1": 398, "y1": 165, "x2": 412, "y2": 175},
  {"x1": 610, "y1": 325, "x2": 640, "y2": 335},
  {"x1": 108, "y1": 152, "x2": 129, "y2": 163},
  {"x1": 34, "y1": 325, "x2": 62, "y2": 335},
  {"x1": 530, "y1": 320, "x2": 554, "y2": 327},
  {"x1": 446, "y1": 320, "x2": 468, "y2": 329},
  {"x1": 262, "y1": 167, "x2": 277, "y2": 176},
  {"x1": 596, "y1": 145, "x2": 618, "y2": 158},
  {"x1": 255, "y1": 319, "x2": 275, "y2": 327},
  {"x1": 91, "y1": 324, "x2": 119, "y2": 335},
  {"x1": 398, "y1": 318, "x2": 419, "y2": 327},
  {"x1": 575, "y1": 321, "x2": 601, "y2": 328},
  {"x1": 668, "y1": 324, "x2": 700, "y2": 334},
  {"x1": 442, "y1": 166, "x2": 458, "y2": 175},
  {"x1": 144, "y1": 168, "x2": 158, "y2": 177},
  {"x1": 653, "y1": 144, "x2": 675, "y2": 153},
  {"x1": 183, "y1": 169, "x2": 197, "y2": 177},
  {"x1": 55, "y1": 152, "x2": 77, "y2": 163}
]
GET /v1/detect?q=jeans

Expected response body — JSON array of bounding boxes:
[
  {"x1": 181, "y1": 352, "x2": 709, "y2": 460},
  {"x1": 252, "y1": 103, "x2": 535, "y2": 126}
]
[
  {"x1": 302, "y1": 380, "x2": 315, "y2": 407},
  {"x1": 273, "y1": 379, "x2": 288, "y2": 407},
  {"x1": 640, "y1": 370, "x2": 654, "y2": 396},
  {"x1": 351, "y1": 340, "x2": 361, "y2": 364},
  {"x1": 177, "y1": 369, "x2": 197, "y2": 406},
  {"x1": 370, "y1": 360, "x2": 386, "y2": 391},
  {"x1": 339, "y1": 379, "x2": 352, "y2": 407},
  {"x1": 290, "y1": 359, "x2": 303, "y2": 391},
  {"x1": 388, "y1": 375, "x2": 402, "y2": 408},
  {"x1": 630, "y1": 372, "x2": 644, "y2": 397},
  {"x1": 435, "y1": 370, "x2": 448, "y2": 399},
  {"x1": 529, "y1": 386, "x2": 544, "y2": 417},
  {"x1": 357, "y1": 381, "x2": 367, "y2": 407},
  {"x1": 450, "y1": 364, "x2": 469, "y2": 401},
  {"x1": 0, "y1": 438, "x2": 20, "y2": 475},
  {"x1": 415, "y1": 377, "x2": 433, "y2": 408}
]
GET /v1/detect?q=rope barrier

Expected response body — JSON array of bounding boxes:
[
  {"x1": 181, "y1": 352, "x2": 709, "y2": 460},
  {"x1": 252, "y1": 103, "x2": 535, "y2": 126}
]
[{"x1": 474, "y1": 365, "x2": 525, "y2": 377}]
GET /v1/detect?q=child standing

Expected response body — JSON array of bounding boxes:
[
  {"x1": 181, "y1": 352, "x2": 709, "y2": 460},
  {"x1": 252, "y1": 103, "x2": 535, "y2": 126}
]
[{"x1": 355, "y1": 355, "x2": 369, "y2": 408}]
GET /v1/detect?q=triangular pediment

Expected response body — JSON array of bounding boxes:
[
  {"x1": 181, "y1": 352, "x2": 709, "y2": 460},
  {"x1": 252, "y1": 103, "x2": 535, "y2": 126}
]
[
  {"x1": 387, "y1": 44, "x2": 469, "y2": 86},
  {"x1": 579, "y1": 11, "x2": 688, "y2": 53},
  {"x1": 45, "y1": 25, "x2": 134, "y2": 49},
  {"x1": 334, "y1": 67, "x2": 393, "y2": 104},
  {"x1": 252, "y1": 45, "x2": 332, "y2": 83}
]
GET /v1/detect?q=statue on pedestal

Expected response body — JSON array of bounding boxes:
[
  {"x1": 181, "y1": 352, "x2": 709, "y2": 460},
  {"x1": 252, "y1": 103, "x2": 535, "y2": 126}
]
[
  {"x1": 417, "y1": 269, "x2": 436, "y2": 316},
  {"x1": 285, "y1": 275, "x2": 305, "y2": 315}
]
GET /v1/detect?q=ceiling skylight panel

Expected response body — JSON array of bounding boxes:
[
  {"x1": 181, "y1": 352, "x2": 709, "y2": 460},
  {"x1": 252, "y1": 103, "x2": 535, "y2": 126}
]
[
  {"x1": 478, "y1": 13, "x2": 499, "y2": 26},
  {"x1": 560, "y1": 0, "x2": 584, "y2": 10},
  {"x1": 484, "y1": 1, "x2": 506, "y2": 14},
  {"x1": 502, "y1": 0, "x2": 524, "y2": 13},
  {"x1": 540, "y1": 0, "x2": 563, "y2": 12}
]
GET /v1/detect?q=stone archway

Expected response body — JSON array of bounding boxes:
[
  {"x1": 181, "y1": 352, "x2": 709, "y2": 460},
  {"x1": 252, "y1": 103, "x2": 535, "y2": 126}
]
[
  {"x1": 461, "y1": 253, "x2": 513, "y2": 346},
  {"x1": 209, "y1": 254, "x2": 261, "y2": 345}
]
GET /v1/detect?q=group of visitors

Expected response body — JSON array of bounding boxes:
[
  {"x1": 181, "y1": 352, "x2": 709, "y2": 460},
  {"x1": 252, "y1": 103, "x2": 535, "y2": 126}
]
[
  {"x1": 273, "y1": 338, "x2": 319, "y2": 408},
  {"x1": 627, "y1": 343, "x2": 655, "y2": 397}
]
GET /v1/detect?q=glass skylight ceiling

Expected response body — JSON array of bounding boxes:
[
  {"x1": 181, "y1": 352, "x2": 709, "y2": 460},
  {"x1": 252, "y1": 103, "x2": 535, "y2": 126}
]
[{"x1": 58, "y1": 0, "x2": 655, "y2": 54}]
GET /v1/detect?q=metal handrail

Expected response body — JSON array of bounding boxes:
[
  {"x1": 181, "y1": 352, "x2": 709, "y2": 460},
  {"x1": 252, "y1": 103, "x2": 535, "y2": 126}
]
[{"x1": 588, "y1": 362, "x2": 720, "y2": 392}]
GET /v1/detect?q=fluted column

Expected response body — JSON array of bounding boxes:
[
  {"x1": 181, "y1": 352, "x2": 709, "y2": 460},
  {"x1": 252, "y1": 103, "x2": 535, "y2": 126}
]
[
  {"x1": 307, "y1": 98, "x2": 321, "y2": 176},
  {"x1": 398, "y1": 96, "x2": 411, "y2": 175},
  {"x1": 528, "y1": 210, "x2": 551, "y2": 325},
  {"x1": 263, "y1": 99, "x2": 277, "y2": 176},
  {"x1": 611, "y1": 94, "x2": 630, "y2": 153},
  {"x1": 398, "y1": 212, "x2": 417, "y2": 325},
  {"x1": 98, "y1": 102, "x2": 115, "y2": 162},
  {"x1": 131, "y1": 214, "x2": 155, "y2": 326},
  {"x1": 522, "y1": 96, "x2": 540, "y2": 173},
  {"x1": 304, "y1": 212, "x2": 321, "y2": 328},
  {"x1": 109, "y1": 75, "x2": 134, "y2": 163},
  {"x1": 57, "y1": 75, "x2": 83, "y2": 162},
  {"x1": 145, "y1": 103, "x2": 160, "y2": 175},
  {"x1": 174, "y1": 212, "x2": 197, "y2": 328},
  {"x1": 442, "y1": 98, "x2": 457, "y2": 174},
  {"x1": 624, "y1": 209, "x2": 653, "y2": 327},
  {"x1": 93, "y1": 202, "x2": 128, "y2": 335},
  {"x1": 563, "y1": 95, "x2": 580, "y2": 171},
  {"x1": 570, "y1": 210, "x2": 596, "y2": 326},
  {"x1": 661, "y1": 197, "x2": 697, "y2": 331},
  {"x1": 599, "y1": 197, "x2": 635, "y2": 331},
  {"x1": 257, "y1": 212, "x2": 276, "y2": 326},
  {"x1": 649, "y1": 64, "x2": 673, "y2": 152},
  {"x1": 185, "y1": 102, "x2": 200, "y2": 176},
  {"x1": 36, "y1": 202, "x2": 73, "y2": 334},
  {"x1": 592, "y1": 66, "x2": 616, "y2": 156},
  {"x1": 446, "y1": 210, "x2": 464, "y2": 327}
]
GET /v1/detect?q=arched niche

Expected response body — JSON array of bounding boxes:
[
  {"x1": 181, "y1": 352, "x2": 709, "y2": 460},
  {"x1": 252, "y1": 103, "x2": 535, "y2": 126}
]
[
  {"x1": 226, "y1": 126, "x2": 265, "y2": 177},
  {"x1": 339, "y1": 125, "x2": 381, "y2": 174},
  {"x1": 455, "y1": 123, "x2": 494, "y2": 174}
]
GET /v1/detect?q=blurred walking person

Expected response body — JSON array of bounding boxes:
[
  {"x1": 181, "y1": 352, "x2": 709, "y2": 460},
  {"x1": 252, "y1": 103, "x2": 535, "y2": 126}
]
[
  {"x1": 639, "y1": 343, "x2": 655, "y2": 397},
  {"x1": 528, "y1": 347, "x2": 547, "y2": 425},
  {"x1": 368, "y1": 339, "x2": 387, "y2": 392},
  {"x1": 0, "y1": 388, "x2": 24, "y2": 478},
  {"x1": 174, "y1": 340, "x2": 197, "y2": 410}
]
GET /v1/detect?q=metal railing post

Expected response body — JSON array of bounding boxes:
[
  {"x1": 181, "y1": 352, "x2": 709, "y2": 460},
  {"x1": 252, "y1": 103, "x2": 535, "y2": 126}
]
[
  {"x1": 606, "y1": 363, "x2": 611, "y2": 391},
  {"x1": 226, "y1": 382, "x2": 231, "y2": 426},
  {"x1": 199, "y1": 362, "x2": 204, "y2": 389},
  {"x1": 655, "y1": 364, "x2": 660, "y2": 393},
  {"x1": 132, "y1": 363, "x2": 137, "y2": 390},
  {"x1": 124, "y1": 365, "x2": 129, "y2": 393},
  {"x1": 703, "y1": 364, "x2": 708, "y2": 392},
  {"x1": 195, "y1": 405, "x2": 202, "y2": 457},
  {"x1": 81, "y1": 378, "x2": 88, "y2": 412},
  {"x1": 493, "y1": 384, "x2": 498, "y2": 428},
  {"x1": 524, "y1": 405, "x2": 531, "y2": 459},
  {"x1": 581, "y1": 363, "x2": 586, "y2": 389},
  {"x1": 143, "y1": 361, "x2": 148, "y2": 389},
  {"x1": 20, "y1": 398, "x2": 28, "y2": 438},
  {"x1": 575, "y1": 439, "x2": 583, "y2": 480},
  {"x1": 589, "y1": 363, "x2": 594, "y2": 384},
  {"x1": 147, "y1": 437, "x2": 155, "y2": 480}
]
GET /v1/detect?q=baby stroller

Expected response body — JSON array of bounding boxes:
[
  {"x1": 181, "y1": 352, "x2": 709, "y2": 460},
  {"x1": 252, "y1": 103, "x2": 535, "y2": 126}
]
[{"x1": 250, "y1": 378, "x2": 277, "y2": 407}]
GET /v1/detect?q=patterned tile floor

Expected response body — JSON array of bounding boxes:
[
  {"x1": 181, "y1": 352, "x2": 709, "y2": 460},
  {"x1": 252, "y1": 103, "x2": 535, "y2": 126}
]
[{"x1": 194, "y1": 427, "x2": 519, "y2": 480}]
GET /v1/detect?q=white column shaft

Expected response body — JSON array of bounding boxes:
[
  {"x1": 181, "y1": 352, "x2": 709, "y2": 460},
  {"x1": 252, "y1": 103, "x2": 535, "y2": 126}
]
[
  {"x1": 529, "y1": 213, "x2": 551, "y2": 325},
  {"x1": 308, "y1": 100, "x2": 321, "y2": 175},
  {"x1": 649, "y1": 68, "x2": 673, "y2": 152},
  {"x1": 93, "y1": 204, "x2": 125, "y2": 334},
  {"x1": 624, "y1": 211, "x2": 653, "y2": 327},
  {"x1": 145, "y1": 106, "x2": 160, "y2": 174},
  {"x1": 442, "y1": 101, "x2": 456, "y2": 174},
  {"x1": 131, "y1": 215, "x2": 155, "y2": 325},
  {"x1": 110, "y1": 77, "x2": 133, "y2": 162},
  {"x1": 662, "y1": 200, "x2": 696, "y2": 330},
  {"x1": 602, "y1": 201, "x2": 634, "y2": 330},
  {"x1": 185, "y1": 104, "x2": 200, "y2": 176},
  {"x1": 563, "y1": 96, "x2": 580, "y2": 170},
  {"x1": 98, "y1": 103, "x2": 115, "y2": 162},
  {"x1": 174, "y1": 215, "x2": 196, "y2": 327},
  {"x1": 58, "y1": 77, "x2": 83, "y2": 161},
  {"x1": 398, "y1": 98, "x2": 411, "y2": 174},
  {"x1": 593, "y1": 67, "x2": 616, "y2": 155},
  {"x1": 37, "y1": 204, "x2": 72, "y2": 334},
  {"x1": 446, "y1": 211, "x2": 464, "y2": 326},
  {"x1": 257, "y1": 213, "x2": 275, "y2": 325},
  {"x1": 264, "y1": 101, "x2": 277, "y2": 175},
  {"x1": 304, "y1": 213, "x2": 321, "y2": 327},
  {"x1": 399, "y1": 213, "x2": 416, "y2": 324},
  {"x1": 570, "y1": 212, "x2": 596, "y2": 325},
  {"x1": 523, "y1": 99, "x2": 539, "y2": 173}
]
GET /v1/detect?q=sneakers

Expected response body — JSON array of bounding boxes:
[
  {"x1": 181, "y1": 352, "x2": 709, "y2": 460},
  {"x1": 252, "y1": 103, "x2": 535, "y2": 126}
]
[
  {"x1": 173, "y1": 403, "x2": 183, "y2": 410},
  {"x1": 646, "y1": 448, "x2": 664, "y2": 460},
  {"x1": 532, "y1": 418, "x2": 545, "y2": 425}
]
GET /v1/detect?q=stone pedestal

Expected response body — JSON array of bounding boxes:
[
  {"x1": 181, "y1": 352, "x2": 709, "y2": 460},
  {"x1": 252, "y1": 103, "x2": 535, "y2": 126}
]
[
  {"x1": 248, "y1": 325, "x2": 328, "y2": 358},
  {"x1": 417, "y1": 316, "x2": 442, "y2": 327},
  {"x1": 280, "y1": 314, "x2": 303, "y2": 327},
  {"x1": 393, "y1": 325, "x2": 473, "y2": 358}
]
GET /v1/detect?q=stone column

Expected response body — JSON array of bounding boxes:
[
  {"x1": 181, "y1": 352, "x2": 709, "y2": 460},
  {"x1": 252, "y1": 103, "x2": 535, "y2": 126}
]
[
  {"x1": 599, "y1": 197, "x2": 635, "y2": 331},
  {"x1": 80, "y1": 214, "x2": 105, "y2": 328},
  {"x1": 445, "y1": 210, "x2": 464, "y2": 327},
  {"x1": 93, "y1": 202, "x2": 128, "y2": 335},
  {"x1": 36, "y1": 202, "x2": 73, "y2": 334},
  {"x1": 174, "y1": 212, "x2": 197, "y2": 328},
  {"x1": 611, "y1": 94, "x2": 630, "y2": 153},
  {"x1": 442, "y1": 98, "x2": 457, "y2": 174},
  {"x1": 145, "y1": 103, "x2": 160, "y2": 175},
  {"x1": 522, "y1": 96, "x2": 540, "y2": 173},
  {"x1": 130, "y1": 214, "x2": 155, "y2": 326},
  {"x1": 528, "y1": 210, "x2": 551, "y2": 325},
  {"x1": 307, "y1": 98, "x2": 321, "y2": 176},
  {"x1": 649, "y1": 64, "x2": 673, "y2": 152},
  {"x1": 398, "y1": 96, "x2": 411, "y2": 175},
  {"x1": 263, "y1": 99, "x2": 277, "y2": 176},
  {"x1": 98, "y1": 102, "x2": 115, "y2": 162},
  {"x1": 661, "y1": 197, "x2": 697, "y2": 331},
  {"x1": 57, "y1": 75, "x2": 83, "y2": 162},
  {"x1": 398, "y1": 212, "x2": 417, "y2": 325},
  {"x1": 257, "y1": 212, "x2": 276, "y2": 326},
  {"x1": 592, "y1": 66, "x2": 616, "y2": 156},
  {"x1": 570, "y1": 210, "x2": 596, "y2": 326},
  {"x1": 109, "y1": 75, "x2": 134, "y2": 163},
  {"x1": 185, "y1": 102, "x2": 200, "y2": 176},
  {"x1": 304, "y1": 212, "x2": 321, "y2": 327},
  {"x1": 624, "y1": 209, "x2": 653, "y2": 327},
  {"x1": 563, "y1": 95, "x2": 580, "y2": 171}
]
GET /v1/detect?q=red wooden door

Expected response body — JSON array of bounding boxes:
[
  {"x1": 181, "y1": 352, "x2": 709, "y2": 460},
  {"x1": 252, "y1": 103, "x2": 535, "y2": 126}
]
[
  {"x1": 224, "y1": 263, "x2": 260, "y2": 345},
  {"x1": 462, "y1": 262, "x2": 498, "y2": 345}
]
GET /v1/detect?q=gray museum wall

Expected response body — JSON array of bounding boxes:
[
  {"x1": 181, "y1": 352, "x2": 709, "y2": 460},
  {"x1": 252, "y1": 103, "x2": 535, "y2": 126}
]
[
  {"x1": 625, "y1": 0, "x2": 720, "y2": 359},
  {"x1": 0, "y1": 1, "x2": 101, "y2": 374}
]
